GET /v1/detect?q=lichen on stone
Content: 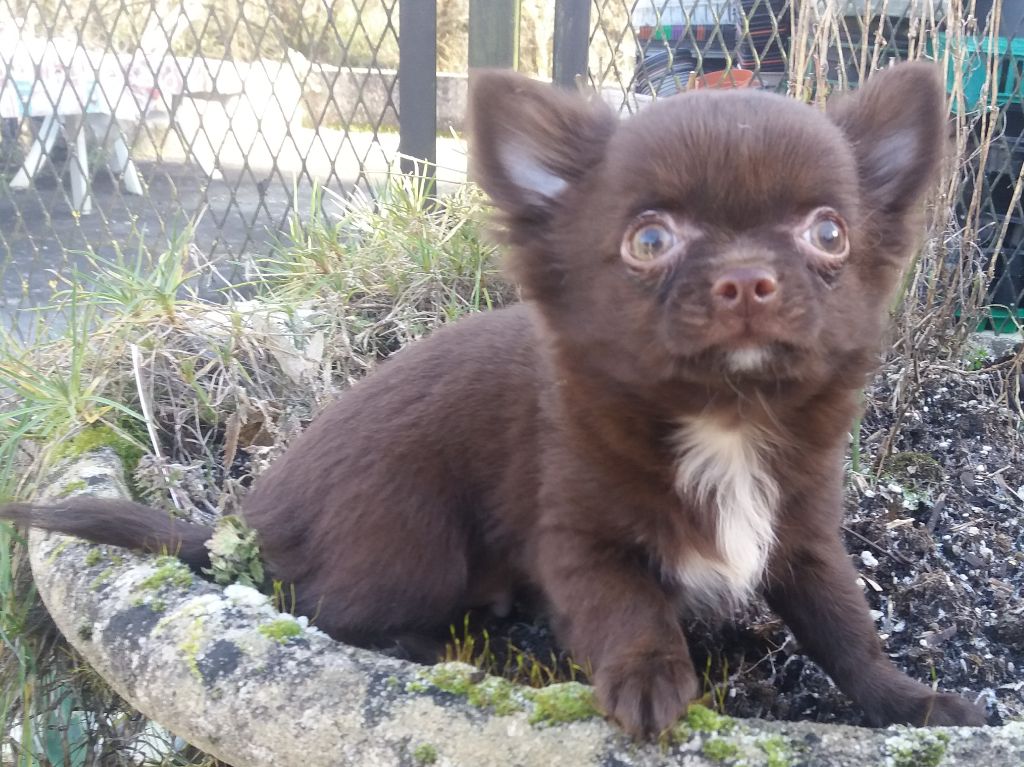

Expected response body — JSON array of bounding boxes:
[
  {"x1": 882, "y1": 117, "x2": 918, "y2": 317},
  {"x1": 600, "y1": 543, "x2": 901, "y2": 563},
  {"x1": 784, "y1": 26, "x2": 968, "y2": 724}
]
[
  {"x1": 136, "y1": 556, "x2": 193, "y2": 592},
  {"x1": 179, "y1": 616, "x2": 207, "y2": 679},
  {"x1": 203, "y1": 515, "x2": 264, "y2": 588},
  {"x1": 411, "y1": 743, "x2": 438, "y2": 765}
]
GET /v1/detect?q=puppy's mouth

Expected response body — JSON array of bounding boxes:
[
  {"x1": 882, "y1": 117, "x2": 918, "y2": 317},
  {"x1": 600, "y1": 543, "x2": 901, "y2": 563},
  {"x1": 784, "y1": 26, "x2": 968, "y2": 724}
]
[
  {"x1": 659, "y1": 312, "x2": 818, "y2": 383},
  {"x1": 668, "y1": 341, "x2": 803, "y2": 383}
]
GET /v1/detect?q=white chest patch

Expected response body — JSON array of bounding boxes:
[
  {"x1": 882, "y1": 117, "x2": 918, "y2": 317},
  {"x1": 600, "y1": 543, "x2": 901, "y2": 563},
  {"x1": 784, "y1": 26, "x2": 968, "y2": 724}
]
[
  {"x1": 727, "y1": 347, "x2": 770, "y2": 373},
  {"x1": 670, "y1": 416, "x2": 780, "y2": 614}
]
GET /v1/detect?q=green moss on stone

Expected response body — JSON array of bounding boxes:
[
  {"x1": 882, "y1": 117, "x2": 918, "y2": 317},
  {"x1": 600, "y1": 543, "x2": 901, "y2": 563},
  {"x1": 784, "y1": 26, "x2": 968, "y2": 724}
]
[
  {"x1": 702, "y1": 737, "x2": 740, "y2": 763},
  {"x1": 89, "y1": 566, "x2": 115, "y2": 590},
  {"x1": 525, "y1": 682, "x2": 598, "y2": 725},
  {"x1": 687, "y1": 704, "x2": 735, "y2": 734},
  {"x1": 59, "y1": 479, "x2": 88, "y2": 497},
  {"x1": 467, "y1": 676, "x2": 523, "y2": 716},
  {"x1": 416, "y1": 664, "x2": 595, "y2": 723},
  {"x1": 405, "y1": 679, "x2": 429, "y2": 694},
  {"x1": 257, "y1": 618, "x2": 302, "y2": 644},
  {"x1": 758, "y1": 735, "x2": 791, "y2": 767},
  {"x1": 45, "y1": 539, "x2": 70, "y2": 564},
  {"x1": 412, "y1": 743, "x2": 438, "y2": 765},
  {"x1": 425, "y1": 663, "x2": 477, "y2": 696},
  {"x1": 52, "y1": 424, "x2": 145, "y2": 478},
  {"x1": 130, "y1": 595, "x2": 166, "y2": 612},
  {"x1": 84, "y1": 548, "x2": 104, "y2": 567},
  {"x1": 887, "y1": 731, "x2": 950, "y2": 767},
  {"x1": 136, "y1": 556, "x2": 192, "y2": 591}
]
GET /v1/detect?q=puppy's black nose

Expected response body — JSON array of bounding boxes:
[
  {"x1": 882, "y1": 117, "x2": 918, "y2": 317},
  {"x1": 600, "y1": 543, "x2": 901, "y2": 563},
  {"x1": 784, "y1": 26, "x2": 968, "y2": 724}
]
[{"x1": 711, "y1": 267, "x2": 779, "y2": 314}]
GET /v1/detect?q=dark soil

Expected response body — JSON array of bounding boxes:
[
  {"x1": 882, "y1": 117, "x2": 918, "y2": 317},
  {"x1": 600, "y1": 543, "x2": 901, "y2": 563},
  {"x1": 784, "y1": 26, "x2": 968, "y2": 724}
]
[{"x1": 442, "y1": 359, "x2": 1024, "y2": 727}]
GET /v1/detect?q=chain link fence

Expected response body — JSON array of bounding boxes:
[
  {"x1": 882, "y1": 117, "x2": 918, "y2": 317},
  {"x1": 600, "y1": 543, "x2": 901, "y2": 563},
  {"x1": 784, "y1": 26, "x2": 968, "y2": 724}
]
[
  {"x1": 0, "y1": 0, "x2": 410, "y2": 335},
  {"x1": 2, "y1": 0, "x2": 1024, "y2": 335}
]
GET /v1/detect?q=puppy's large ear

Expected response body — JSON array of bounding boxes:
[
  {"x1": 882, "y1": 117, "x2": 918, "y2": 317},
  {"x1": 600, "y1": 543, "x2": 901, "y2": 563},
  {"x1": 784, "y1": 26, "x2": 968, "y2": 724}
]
[
  {"x1": 828, "y1": 62, "x2": 947, "y2": 220},
  {"x1": 469, "y1": 70, "x2": 616, "y2": 234}
]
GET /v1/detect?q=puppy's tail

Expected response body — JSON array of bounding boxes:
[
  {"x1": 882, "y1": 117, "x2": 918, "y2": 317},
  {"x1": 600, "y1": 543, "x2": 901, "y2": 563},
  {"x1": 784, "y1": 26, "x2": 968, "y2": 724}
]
[{"x1": 0, "y1": 498, "x2": 214, "y2": 570}]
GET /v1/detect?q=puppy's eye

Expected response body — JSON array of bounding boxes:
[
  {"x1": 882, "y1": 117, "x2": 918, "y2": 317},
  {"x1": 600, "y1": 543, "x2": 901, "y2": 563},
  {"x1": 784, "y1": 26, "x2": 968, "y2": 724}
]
[
  {"x1": 801, "y1": 212, "x2": 848, "y2": 258},
  {"x1": 623, "y1": 214, "x2": 677, "y2": 267},
  {"x1": 631, "y1": 224, "x2": 674, "y2": 260}
]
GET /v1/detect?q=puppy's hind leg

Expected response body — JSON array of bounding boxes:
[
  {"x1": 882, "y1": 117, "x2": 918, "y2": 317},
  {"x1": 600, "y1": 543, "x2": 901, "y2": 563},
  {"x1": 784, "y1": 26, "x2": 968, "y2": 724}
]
[{"x1": 291, "y1": 504, "x2": 475, "y2": 662}]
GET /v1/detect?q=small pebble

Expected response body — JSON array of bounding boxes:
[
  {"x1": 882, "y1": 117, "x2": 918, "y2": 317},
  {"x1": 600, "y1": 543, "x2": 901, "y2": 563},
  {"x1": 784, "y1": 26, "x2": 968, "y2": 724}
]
[{"x1": 860, "y1": 550, "x2": 879, "y2": 568}]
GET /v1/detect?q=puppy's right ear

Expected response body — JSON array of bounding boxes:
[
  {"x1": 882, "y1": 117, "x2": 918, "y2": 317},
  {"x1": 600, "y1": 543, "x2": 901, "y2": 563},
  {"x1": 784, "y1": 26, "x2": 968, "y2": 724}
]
[{"x1": 469, "y1": 71, "x2": 616, "y2": 233}]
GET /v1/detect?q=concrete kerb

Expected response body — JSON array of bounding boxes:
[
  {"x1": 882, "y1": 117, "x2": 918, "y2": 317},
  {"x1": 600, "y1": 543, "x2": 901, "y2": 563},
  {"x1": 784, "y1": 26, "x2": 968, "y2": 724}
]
[{"x1": 23, "y1": 447, "x2": 1024, "y2": 767}]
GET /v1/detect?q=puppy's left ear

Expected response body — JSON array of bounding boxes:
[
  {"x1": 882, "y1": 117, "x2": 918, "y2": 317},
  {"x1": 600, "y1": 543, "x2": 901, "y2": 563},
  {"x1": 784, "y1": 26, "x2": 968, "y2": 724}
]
[{"x1": 828, "y1": 61, "x2": 947, "y2": 218}]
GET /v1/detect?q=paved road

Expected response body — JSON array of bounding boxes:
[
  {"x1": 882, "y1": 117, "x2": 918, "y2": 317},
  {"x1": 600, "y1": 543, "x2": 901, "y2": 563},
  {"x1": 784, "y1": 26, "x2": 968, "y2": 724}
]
[
  {"x1": 0, "y1": 160, "x2": 304, "y2": 338},
  {"x1": 0, "y1": 132, "x2": 469, "y2": 339}
]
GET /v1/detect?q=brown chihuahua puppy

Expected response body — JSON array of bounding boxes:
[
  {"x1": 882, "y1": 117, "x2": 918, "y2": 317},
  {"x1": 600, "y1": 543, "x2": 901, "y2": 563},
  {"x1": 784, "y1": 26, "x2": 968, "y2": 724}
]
[{"x1": 2, "y1": 62, "x2": 986, "y2": 736}]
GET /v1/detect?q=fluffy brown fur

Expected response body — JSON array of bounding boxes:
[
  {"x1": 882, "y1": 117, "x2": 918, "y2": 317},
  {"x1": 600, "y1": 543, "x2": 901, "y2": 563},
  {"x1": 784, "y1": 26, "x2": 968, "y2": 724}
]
[{"x1": 2, "y1": 63, "x2": 986, "y2": 736}]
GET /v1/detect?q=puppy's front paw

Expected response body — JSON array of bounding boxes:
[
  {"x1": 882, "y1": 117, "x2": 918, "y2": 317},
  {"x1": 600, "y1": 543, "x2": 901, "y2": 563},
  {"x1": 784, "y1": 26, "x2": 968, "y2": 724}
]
[{"x1": 595, "y1": 651, "x2": 699, "y2": 738}]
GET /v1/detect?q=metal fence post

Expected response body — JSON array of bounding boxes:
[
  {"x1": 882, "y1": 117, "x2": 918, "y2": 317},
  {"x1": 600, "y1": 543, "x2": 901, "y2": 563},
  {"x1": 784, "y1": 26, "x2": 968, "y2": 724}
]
[
  {"x1": 469, "y1": 0, "x2": 521, "y2": 70},
  {"x1": 552, "y1": 0, "x2": 591, "y2": 88},
  {"x1": 398, "y1": 0, "x2": 437, "y2": 180}
]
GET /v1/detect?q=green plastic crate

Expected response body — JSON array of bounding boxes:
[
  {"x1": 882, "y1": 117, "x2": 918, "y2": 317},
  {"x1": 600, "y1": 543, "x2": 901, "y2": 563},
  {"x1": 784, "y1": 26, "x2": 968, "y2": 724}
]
[
  {"x1": 982, "y1": 306, "x2": 1024, "y2": 333},
  {"x1": 933, "y1": 32, "x2": 1024, "y2": 111}
]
